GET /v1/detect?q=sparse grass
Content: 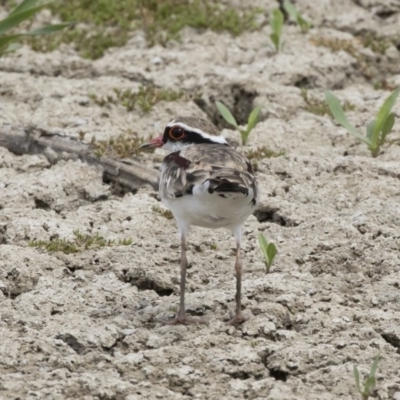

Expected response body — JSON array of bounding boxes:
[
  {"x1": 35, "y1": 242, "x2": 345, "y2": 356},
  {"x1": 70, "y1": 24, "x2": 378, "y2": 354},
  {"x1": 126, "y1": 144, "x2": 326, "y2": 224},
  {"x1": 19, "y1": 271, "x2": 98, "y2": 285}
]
[
  {"x1": 216, "y1": 101, "x2": 261, "y2": 145},
  {"x1": 245, "y1": 146, "x2": 286, "y2": 161},
  {"x1": 89, "y1": 86, "x2": 183, "y2": 113},
  {"x1": 354, "y1": 355, "x2": 380, "y2": 400},
  {"x1": 301, "y1": 88, "x2": 355, "y2": 116},
  {"x1": 140, "y1": 0, "x2": 260, "y2": 46},
  {"x1": 373, "y1": 78, "x2": 398, "y2": 92},
  {"x1": 29, "y1": 230, "x2": 132, "y2": 254},
  {"x1": 360, "y1": 33, "x2": 392, "y2": 55},
  {"x1": 90, "y1": 130, "x2": 149, "y2": 158},
  {"x1": 26, "y1": 0, "x2": 260, "y2": 59},
  {"x1": 206, "y1": 242, "x2": 218, "y2": 250},
  {"x1": 325, "y1": 87, "x2": 400, "y2": 157},
  {"x1": 152, "y1": 205, "x2": 173, "y2": 220},
  {"x1": 311, "y1": 36, "x2": 359, "y2": 57}
]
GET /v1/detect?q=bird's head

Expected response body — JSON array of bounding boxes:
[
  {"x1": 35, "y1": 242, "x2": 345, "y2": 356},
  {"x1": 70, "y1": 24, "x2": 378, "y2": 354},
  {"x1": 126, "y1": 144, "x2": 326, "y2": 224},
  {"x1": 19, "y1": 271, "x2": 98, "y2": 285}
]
[{"x1": 139, "y1": 116, "x2": 228, "y2": 152}]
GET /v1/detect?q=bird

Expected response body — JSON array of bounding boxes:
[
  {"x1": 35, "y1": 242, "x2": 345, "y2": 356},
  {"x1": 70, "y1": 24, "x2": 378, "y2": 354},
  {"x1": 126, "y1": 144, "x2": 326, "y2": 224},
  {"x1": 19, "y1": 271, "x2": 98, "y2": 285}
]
[{"x1": 139, "y1": 116, "x2": 259, "y2": 325}]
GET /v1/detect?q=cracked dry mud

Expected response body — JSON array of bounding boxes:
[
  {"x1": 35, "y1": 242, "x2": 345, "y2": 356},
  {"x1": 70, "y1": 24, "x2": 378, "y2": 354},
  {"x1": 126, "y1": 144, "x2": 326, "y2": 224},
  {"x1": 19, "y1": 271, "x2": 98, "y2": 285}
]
[{"x1": 1, "y1": 1, "x2": 400, "y2": 399}]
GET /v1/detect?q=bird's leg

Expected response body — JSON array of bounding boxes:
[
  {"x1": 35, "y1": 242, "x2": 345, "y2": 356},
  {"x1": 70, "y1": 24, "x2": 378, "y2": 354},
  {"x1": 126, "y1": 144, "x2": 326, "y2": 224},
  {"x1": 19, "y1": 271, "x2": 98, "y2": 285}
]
[
  {"x1": 227, "y1": 241, "x2": 248, "y2": 325},
  {"x1": 164, "y1": 235, "x2": 207, "y2": 325},
  {"x1": 177, "y1": 234, "x2": 188, "y2": 320}
]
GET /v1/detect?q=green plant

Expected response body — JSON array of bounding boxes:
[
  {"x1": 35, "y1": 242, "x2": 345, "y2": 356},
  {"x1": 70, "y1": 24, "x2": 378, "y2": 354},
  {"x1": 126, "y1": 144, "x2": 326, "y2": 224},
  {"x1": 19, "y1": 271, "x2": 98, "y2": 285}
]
[
  {"x1": 325, "y1": 87, "x2": 400, "y2": 157},
  {"x1": 245, "y1": 146, "x2": 285, "y2": 160},
  {"x1": 361, "y1": 33, "x2": 392, "y2": 55},
  {"x1": 258, "y1": 233, "x2": 277, "y2": 273},
  {"x1": 301, "y1": 89, "x2": 355, "y2": 116},
  {"x1": 270, "y1": 8, "x2": 284, "y2": 52},
  {"x1": 283, "y1": 0, "x2": 311, "y2": 33},
  {"x1": 89, "y1": 86, "x2": 183, "y2": 113},
  {"x1": 353, "y1": 355, "x2": 380, "y2": 400},
  {"x1": 90, "y1": 130, "x2": 149, "y2": 158},
  {"x1": 215, "y1": 101, "x2": 261, "y2": 145},
  {"x1": 152, "y1": 205, "x2": 173, "y2": 220},
  {"x1": 0, "y1": 0, "x2": 70, "y2": 57},
  {"x1": 29, "y1": 230, "x2": 132, "y2": 254}
]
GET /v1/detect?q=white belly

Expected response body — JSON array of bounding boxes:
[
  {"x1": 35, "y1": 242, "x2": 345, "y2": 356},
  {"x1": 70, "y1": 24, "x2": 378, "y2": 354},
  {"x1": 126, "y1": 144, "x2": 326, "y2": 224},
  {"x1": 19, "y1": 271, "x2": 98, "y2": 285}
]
[{"x1": 162, "y1": 188, "x2": 256, "y2": 232}]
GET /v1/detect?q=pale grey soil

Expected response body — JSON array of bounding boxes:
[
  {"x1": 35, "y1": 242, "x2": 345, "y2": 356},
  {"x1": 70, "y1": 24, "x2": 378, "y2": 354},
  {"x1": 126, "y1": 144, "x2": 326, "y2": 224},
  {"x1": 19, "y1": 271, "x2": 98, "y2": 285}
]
[{"x1": 1, "y1": 1, "x2": 400, "y2": 399}]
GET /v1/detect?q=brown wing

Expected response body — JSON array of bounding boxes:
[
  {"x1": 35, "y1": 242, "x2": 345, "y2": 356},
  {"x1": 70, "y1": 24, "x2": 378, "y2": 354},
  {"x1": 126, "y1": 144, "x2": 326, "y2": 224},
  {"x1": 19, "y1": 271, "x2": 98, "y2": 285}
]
[{"x1": 160, "y1": 144, "x2": 258, "y2": 205}]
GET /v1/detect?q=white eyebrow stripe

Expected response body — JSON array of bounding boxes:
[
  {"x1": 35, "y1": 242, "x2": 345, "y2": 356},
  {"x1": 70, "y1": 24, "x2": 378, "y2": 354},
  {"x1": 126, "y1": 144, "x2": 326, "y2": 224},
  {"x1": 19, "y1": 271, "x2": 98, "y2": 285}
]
[{"x1": 167, "y1": 122, "x2": 228, "y2": 144}]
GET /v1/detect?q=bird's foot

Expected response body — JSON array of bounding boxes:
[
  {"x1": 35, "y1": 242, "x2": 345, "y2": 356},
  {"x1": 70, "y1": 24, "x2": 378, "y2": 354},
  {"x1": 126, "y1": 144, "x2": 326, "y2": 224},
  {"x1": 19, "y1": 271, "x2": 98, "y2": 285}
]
[{"x1": 226, "y1": 311, "x2": 248, "y2": 325}]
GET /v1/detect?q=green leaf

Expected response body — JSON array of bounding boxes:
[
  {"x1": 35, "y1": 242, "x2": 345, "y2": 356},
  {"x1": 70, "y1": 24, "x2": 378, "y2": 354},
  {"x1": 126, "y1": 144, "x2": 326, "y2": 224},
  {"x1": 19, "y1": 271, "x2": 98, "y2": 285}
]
[
  {"x1": 25, "y1": 23, "x2": 72, "y2": 35},
  {"x1": 258, "y1": 233, "x2": 277, "y2": 272},
  {"x1": 0, "y1": 5, "x2": 48, "y2": 35},
  {"x1": 366, "y1": 120, "x2": 376, "y2": 142},
  {"x1": 353, "y1": 365, "x2": 362, "y2": 393},
  {"x1": 369, "y1": 355, "x2": 380, "y2": 378},
  {"x1": 0, "y1": 24, "x2": 70, "y2": 53},
  {"x1": 247, "y1": 105, "x2": 261, "y2": 133},
  {"x1": 364, "y1": 376, "x2": 376, "y2": 395},
  {"x1": 9, "y1": 0, "x2": 42, "y2": 16},
  {"x1": 270, "y1": 9, "x2": 284, "y2": 38},
  {"x1": 0, "y1": 34, "x2": 22, "y2": 48},
  {"x1": 381, "y1": 113, "x2": 395, "y2": 143},
  {"x1": 372, "y1": 87, "x2": 400, "y2": 147},
  {"x1": 215, "y1": 101, "x2": 238, "y2": 128},
  {"x1": 325, "y1": 90, "x2": 371, "y2": 145},
  {"x1": 258, "y1": 233, "x2": 269, "y2": 260},
  {"x1": 283, "y1": 0, "x2": 311, "y2": 33},
  {"x1": 283, "y1": 1, "x2": 297, "y2": 18},
  {"x1": 266, "y1": 242, "x2": 277, "y2": 265},
  {"x1": 0, "y1": 41, "x2": 22, "y2": 55},
  {"x1": 298, "y1": 15, "x2": 312, "y2": 33},
  {"x1": 270, "y1": 33, "x2": 279, "y2": 50}
]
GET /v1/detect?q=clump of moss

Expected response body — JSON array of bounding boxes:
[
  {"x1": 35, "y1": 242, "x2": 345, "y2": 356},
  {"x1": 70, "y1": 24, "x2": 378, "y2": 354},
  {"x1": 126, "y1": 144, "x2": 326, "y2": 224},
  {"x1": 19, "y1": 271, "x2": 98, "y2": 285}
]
[
  {"x1": 245, "y1": 146, "x2": 285, "y2": 172},
  {"x1": 29, "y1": 230, "x2": 132, "y2": 254},
  {"x1": 152, "y1": 205, "x2": 173, "y2": 220},
  {"x1": 310, "y1": 36, "x2": 359, "y2": 58},
  {"x1": 26, "y1": 0, "x2": 260, "y2": 59},
  {"x1": 301, "y1": 88, "x2": 355, "y2": 116},
  {"x1": 360, "y1": 33, "x2": 393, "y2": 55},
  {"x1": 245, "y1": 146, "x2": 285, "y2": 161},
  {"x1": 90, "y1": 130, "x2": 148, "y2": 158},
  {"x1": 89, "y1": 85, "x2": 183, "y2": 113}
]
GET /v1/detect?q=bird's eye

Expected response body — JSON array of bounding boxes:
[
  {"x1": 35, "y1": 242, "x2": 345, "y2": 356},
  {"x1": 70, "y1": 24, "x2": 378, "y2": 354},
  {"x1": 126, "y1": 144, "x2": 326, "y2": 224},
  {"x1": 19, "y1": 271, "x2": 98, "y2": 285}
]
[{"x1": 169, "y1": 126, "x2": 185, "y2": 140}]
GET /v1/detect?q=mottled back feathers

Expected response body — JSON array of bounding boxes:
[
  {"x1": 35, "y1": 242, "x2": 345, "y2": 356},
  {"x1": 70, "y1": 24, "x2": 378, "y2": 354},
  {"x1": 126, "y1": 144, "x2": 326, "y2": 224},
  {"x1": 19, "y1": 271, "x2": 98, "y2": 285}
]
[{"x1": 160, "y1": 144, "x2": 258, "y2": 206}]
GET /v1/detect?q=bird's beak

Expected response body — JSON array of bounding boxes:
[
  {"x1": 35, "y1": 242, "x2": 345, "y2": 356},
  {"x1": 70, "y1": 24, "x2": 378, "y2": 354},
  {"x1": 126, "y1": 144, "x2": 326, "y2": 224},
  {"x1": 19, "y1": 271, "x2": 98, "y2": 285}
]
[{"x1": 139, "y1": 135, "x2": 164, "y2": 150}]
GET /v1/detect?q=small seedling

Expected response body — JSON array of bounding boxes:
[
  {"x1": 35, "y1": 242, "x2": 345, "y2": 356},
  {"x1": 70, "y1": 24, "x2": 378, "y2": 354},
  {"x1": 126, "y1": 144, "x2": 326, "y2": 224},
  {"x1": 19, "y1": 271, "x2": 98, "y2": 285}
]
[
  {"x1": 152, "y1": 205, "x2": 174, "y2": 220},
  {"x1": 258, "y1": 233, "x2": 277, "y2": 274},
  {"x1": 90, "y1": 130, "x2": 150, "y2": 158},
  {"x1": 353, "y1": 355, "x2": 380, "y2": 400},
  {"x1": 283, "y1": 0, "x2": 312, "y2": 33},
  {"x1": 245, "y1": 146, "x2": 285, "y2": 161},
  {"x1": 325, "y1": 87, "x2": 400, "y2": 157},
  {"x1": 0, "y1": 0, "x2": 70, "y2": 57},
  {"x1": 29, "y1": 230, "x2": 132, "y2": 254},
  {"x1": 270, "y1": 8, "x2": 284, "y2": 52},
  {"x1": 215, "y1": 101, "x2": 261, "y2": 145}
]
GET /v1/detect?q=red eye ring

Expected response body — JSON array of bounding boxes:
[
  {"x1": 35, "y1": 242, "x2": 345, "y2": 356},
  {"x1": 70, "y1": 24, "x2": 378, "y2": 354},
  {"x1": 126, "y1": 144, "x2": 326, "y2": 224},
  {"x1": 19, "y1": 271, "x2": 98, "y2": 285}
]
[{"x1": 169, "y1": 126, "x2": 185, "y2": 140}]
